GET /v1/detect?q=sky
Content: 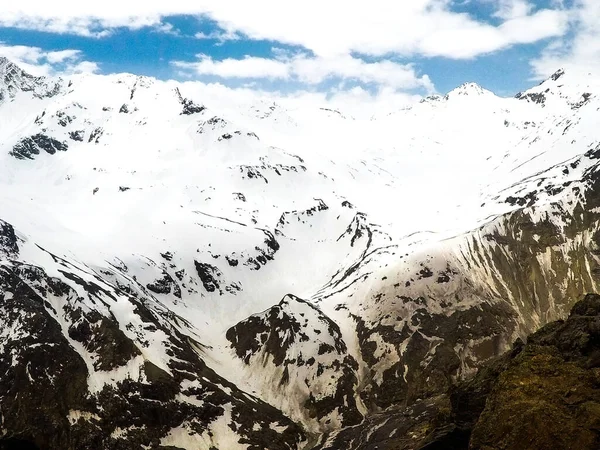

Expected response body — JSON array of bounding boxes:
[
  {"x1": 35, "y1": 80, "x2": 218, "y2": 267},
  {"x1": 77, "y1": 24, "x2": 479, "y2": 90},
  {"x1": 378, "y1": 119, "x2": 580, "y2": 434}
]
[{"x1": 0, "y1": 0, "x2": 598, "y2": 105}]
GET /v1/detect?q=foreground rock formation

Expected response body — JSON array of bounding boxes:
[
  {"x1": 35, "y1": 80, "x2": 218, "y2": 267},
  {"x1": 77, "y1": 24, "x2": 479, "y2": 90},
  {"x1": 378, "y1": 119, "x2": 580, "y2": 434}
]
[{"x1": 318, "y1": 293, "x2": 600, "y2": 450}]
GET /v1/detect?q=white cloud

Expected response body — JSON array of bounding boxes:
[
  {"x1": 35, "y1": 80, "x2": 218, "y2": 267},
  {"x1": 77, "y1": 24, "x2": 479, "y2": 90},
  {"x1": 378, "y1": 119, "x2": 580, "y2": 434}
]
[
  {"x1": 174, "y1": 53, "x2": 435, "y2": 92},
  {"x1": 152, "y1": 22, "x2": 181, "y2": 36},
  {"x1": 175, "y1": 54, "x2": 290, "y2": 79},
  {"x1": 0, "y1": 43, "x2": 99, "y2": 76},
  {"x1": 66, "y1": 60, "x2": 100, "y2": 74},
  {"x1": 0, "y1": 43, "x2": 50, "y2": 75},
  {"x1": 0, "y1": 1, "x2": 569, "y2": 59},
  {"x1": 0, "y1": 1, "x2": 580, "y2": 93},
  {"x1": 531, "y1": 0, "x2": 600, "y2": 79},
  {"x1": 418, "y1": 8, "x2": 568, "y2": 58},
  {"x1": 46, "y1": 49, "x2": 81, "y2": 63},
  {"x1": 195, "y1": 29, "x2": 241, "y2": 43},
  {"x1": 490, "y1": 0, "x2": 534, "y2": 19}
]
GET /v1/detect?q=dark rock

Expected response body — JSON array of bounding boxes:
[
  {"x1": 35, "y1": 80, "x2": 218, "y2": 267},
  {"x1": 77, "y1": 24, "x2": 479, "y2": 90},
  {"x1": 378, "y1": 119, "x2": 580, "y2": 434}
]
[
  {"x1": 516, "y1": 91, "x2": 546, "y2": 105},
  {"x1": 88, "y1": 127, "x2": 104, "y2": 144},
  {"x1": 0, "y1": 220, "x2": 19, "y2": 256},
  {"x1": 160, "y1": 252, "x2": 173, "y2": 261},
  {"x1": 320, "y1": 294, "x2": 600, "y2": 450},
  {"x1": 470, "y1": 293, "x2": 600, "y2": 450},
  {"x1": 194, "y1": 261, "x2": 221, "y2": 292},
  {"x1": 0, "y1": 260, "x2": 304, "y2": 449},
  {"x1": 174, "y1": 88, "x2": 206, "y2": 115},
  {"x1": 227, "y1": 295, "x2": 363, "y2": 427},
  {"x1": 69, "y1": 130, "x2": 84, "y2": 142},
  {"x1": 10, "y1": 134, "x2": 68, "y2": 160},
  {"x1": 550, "y1": 69, "x2": 565, "y2": 81},
  {"x1": 146, "y1": 272, "x2": 181, "y2": 298},
  {"x1": 55, "y1": 110, "x2": 74, "y2": 127}
]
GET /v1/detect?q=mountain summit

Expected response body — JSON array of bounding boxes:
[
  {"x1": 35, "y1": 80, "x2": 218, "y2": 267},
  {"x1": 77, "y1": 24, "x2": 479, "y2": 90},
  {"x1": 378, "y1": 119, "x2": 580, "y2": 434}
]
[{"x1": 0, "y1": 57, "x2": 59, "y2": 103}]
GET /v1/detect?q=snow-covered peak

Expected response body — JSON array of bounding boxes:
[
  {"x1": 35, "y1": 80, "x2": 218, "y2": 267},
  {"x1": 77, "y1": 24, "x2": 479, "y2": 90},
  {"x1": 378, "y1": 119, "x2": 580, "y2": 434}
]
[
  {"x1": 516, "y1": 68, "x2": 599, "y2": 109},
  {"x1": 0, "y1": 56, "x2": 11, "y2": 71},
  {"x1": 0, "y1": 58, "x2": 60, "y2": 103},
  {"x1": 0, "y1": 57, "x2": 37, "y2": 99},
  {"x1": 445, "y1": 82, "x2": 492, "y2": 99}
]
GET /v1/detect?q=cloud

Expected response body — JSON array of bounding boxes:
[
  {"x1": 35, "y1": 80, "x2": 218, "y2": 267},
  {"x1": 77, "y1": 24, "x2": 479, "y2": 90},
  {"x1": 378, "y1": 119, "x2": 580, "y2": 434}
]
[
  {"x1": 418, "y1": 8, "x2": 568, "y2": 58},
  {"x1": 0, "y1": 1, "x2": 569, "y2": 59},
  {"x1": 66, "y1": 60, "x2": 100, "y2": 74},
  {"x1": 45, "y1": 49, "x2": 82, "y2": 63},
  {"x1": 173, "y1": 53, "x2": 435, "y2": 93},
  {"x1": 489, "y1": 0, "x2": 534, "y2": 20},
  {"x1": 151, "y1": 22, "x2": 181, "y2": 37},
  {"x1": 530, "y1": 0, "x2": 600, "y2": 79},
  {"x1": 175, "y1": 54, "x2": 290, "y2": 79},
  {"x1": 0, "y1": 43, "x2": 99, "y2": 76},
  {"x1": 195, "y1": 29, "x2": 241, "y2": 43}
]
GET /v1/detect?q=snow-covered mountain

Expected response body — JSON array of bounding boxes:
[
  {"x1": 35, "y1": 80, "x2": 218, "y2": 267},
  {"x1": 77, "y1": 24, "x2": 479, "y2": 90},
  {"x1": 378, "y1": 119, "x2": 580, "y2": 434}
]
[{"x1": 1, "y1": 55, "x2": 599, "y2": 449}]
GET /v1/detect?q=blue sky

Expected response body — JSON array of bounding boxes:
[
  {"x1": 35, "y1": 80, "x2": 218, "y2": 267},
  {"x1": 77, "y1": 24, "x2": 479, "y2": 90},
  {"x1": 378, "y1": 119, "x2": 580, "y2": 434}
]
[{"x1": 0, "y1": 0, "x2": 593, "y2": 99}]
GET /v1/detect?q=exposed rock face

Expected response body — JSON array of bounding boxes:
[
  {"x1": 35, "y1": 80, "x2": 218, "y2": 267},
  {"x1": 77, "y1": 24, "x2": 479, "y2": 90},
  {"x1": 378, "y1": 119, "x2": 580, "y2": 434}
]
[
  {"x1": 146, "y1": 271, "x2": 181, "y2": 298},
  {"x1": 341, "y1": 145, "x2": 600, "y2": 415},
  {"x1": 10, "y1": 134, "x2": 68, "y2": 160},
  {"x1": 226, "y1": 295, "x2": 363, "y2": 431},
  {"x1": 470, "y1": 293, "x2": 600, "y2": 450},
  {"x1": 0, "y1": 226, "x2": 304, "y2": 450},
  {"x1": 174, "y1": 87, "x2": 206, "y2": 115},
  {"x1": 317, "y1": 293, "x2": 600, "y2": 450},
  {"x1": 0, "y1": 221, "x2": 18, "y2": 257},
  {"x1": 0, "y1": 57, "x2": 60, "y2": 103}
]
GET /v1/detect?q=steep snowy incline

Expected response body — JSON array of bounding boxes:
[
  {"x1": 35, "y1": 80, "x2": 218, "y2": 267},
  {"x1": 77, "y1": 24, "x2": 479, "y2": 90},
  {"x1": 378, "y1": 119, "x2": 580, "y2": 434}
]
[{"x1": 1, "y1": 61, "x2": 600, "y2": 448}]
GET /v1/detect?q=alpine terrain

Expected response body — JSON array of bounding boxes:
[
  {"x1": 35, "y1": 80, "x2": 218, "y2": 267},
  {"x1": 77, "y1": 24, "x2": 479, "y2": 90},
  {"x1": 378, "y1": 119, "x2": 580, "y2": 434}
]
[{"x1": 1, "y1": 56, "x2": 600, "y2": 449}]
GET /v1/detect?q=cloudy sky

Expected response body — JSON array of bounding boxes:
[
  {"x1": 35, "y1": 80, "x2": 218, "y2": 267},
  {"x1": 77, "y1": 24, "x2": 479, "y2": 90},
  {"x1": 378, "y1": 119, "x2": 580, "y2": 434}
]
[{"x1": 0, "y1": 0, "x2": 597, "y2": 100}]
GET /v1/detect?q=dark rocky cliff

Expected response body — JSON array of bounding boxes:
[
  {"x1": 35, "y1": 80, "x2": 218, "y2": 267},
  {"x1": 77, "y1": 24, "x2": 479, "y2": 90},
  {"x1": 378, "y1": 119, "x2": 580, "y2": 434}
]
[{"x1": 316, "y1": 293, "x2": 600, "y2": 450}]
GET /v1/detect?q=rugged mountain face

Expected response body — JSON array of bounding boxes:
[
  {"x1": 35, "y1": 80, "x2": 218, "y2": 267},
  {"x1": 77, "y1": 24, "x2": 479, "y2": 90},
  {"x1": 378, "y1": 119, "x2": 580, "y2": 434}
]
[
  {"x1": 0, "y1": 57, "x2": 60, "y2": 103},
  {"x1": 316, "y1": 293, "x2": 600, "y2": 450},
  {"x1": 0, "y1": 60, "x2": 600, "y2": 448},
  {"x1": 0, "y1": 220, "x2": 304, "y2": 449},
  {"x1": 226, "y1": 295, "x2": 363, "y2": 431}
]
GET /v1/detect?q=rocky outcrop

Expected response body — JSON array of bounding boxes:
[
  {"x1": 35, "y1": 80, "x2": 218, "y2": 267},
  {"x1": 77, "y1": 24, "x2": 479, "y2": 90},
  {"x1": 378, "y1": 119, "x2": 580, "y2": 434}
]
[
  {"x1": 469, "y1": 293, "x2": 600, "y2": 450},
  {"x1": 10, "y1": 134, "x2": 68, "y2": 160},
  {"x1": 0, "y1": 225, "x2": 304, "y2": 450},
  {"x1": 339, "y1": 144, "x2": 600, "y2": 415},
  {"x1": 318, "y1": 293, "x2": 600, "y2": 450},
  {"x1": 174, "y1": 87, "x2": 206, "y2": 115},
  {"x1": 227, "y1": 295, "x2": 363, "y2": 431},
  {"x1": 0, "y1": 57, "x2": 60, "y2": 103}
]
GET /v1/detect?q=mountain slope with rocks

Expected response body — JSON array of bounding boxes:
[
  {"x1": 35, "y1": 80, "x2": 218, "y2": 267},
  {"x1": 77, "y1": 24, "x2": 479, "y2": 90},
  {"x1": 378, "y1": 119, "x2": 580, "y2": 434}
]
[
  {"x1": 317, "y1": 293, "x2": 600, "y2": 450},
  {"x1": 0, "y1": 56, "x2": 599, "y2": 448}
]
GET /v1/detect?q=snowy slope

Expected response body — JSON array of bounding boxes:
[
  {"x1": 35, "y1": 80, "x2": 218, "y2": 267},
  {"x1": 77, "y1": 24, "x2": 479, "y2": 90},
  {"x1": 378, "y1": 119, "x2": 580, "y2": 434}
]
[{"x1": 1, "y1": 56, "x2": 600, "y2": 448}]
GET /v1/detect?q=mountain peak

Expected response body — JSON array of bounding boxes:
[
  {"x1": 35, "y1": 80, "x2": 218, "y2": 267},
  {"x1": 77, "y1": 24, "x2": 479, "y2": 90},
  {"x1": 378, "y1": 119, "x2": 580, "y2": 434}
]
[
  {"x1": 549, "y1": 68, "x2": 565, "y2": 82},
  {"x1": 515, "y1": 67, "x2": 600, "y2": 107},
  {"x1": 0, "y1": 57, "x2": 28, "y2": 77},
  {"x1": 0, "y1": 58, "x2": 38, "y2": 101},
  {"x1": 445, "y1": 82, "x2": 491, "y2": 99},
  {"x1": 0, "y1": 58, "x2": 60, "y2": 103}
]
